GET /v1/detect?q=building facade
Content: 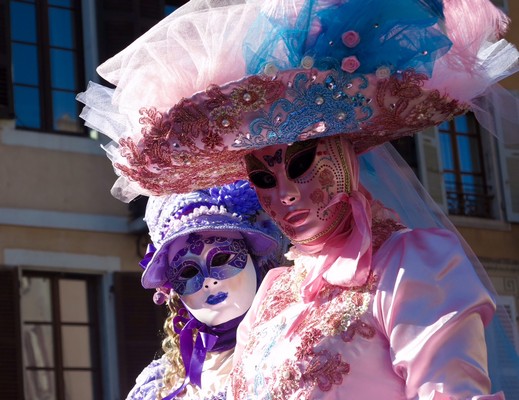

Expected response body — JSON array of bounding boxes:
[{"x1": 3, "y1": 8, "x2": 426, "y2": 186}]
[{"x1": 0, "y1": 0, "x2": 518, "y2": 399}]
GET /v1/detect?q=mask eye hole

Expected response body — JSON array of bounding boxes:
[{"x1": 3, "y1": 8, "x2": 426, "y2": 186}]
[
  {"x1": 211, "y1": 253, "x2": 232, "y2": 267},
  {"x1": 248, "y1": 171, "x2": 277, "y2": 189},
  {"x1": 287, "y1": 145, "x2": 317, "y2": 179},
  {"x1": 179, "y1": 264, "x2": 199, "y2": 279}
]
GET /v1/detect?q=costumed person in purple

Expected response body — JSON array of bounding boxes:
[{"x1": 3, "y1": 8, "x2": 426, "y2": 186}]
[
  {"x1": 125, "y1": 180, "x2": 286, "y2": 400},
  {"x1": 78, "y1": 0, "x2": 519, "y2": 398}
]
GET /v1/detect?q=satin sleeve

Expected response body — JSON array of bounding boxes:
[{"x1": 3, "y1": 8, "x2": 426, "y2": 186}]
[{"x1": 373, "y1": 228, "x2": 504, "y2": 400}]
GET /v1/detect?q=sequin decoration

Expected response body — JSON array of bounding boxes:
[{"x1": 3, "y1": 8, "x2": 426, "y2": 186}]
[
  {"x1": 116, "y1": 76, "x2": 285, "y2": 195},
  {"x1": 302, "y1": 350, "x2": 350, "y2": 391},
  {"x1": 242, "y1": 71, "x2": 372, "y2": 148},
  {"x1": 231, "y1": 257, "x2": 381, "y2": 399},
  {"x1": 116, "y1": 69, "x2": 467, "y2": 195}
]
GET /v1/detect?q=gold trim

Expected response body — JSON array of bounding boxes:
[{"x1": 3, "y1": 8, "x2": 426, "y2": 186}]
[{"x1": 292, "y1": 137, "x2": 352, "y2": 245}]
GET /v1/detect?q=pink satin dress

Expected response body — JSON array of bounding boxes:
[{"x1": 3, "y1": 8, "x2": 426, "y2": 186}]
[{"x1": 229, "y1": 228, "x2": 504, "y2": 400}]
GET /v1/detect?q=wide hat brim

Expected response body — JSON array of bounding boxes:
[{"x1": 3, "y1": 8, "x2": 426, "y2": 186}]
[
  {"x1": 116, "y1": 67, "x2": 467, "y2": 196},
  {"x1": 141, "y1": 214, "x2": 278, "y2": 289}
]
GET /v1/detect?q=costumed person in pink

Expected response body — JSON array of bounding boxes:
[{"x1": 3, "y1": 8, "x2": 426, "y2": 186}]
[
  {"x1": 126, "y1": 180, "x2": 286, "y2": 400},
  {"x1": 77, "y1": 0, "x2": 519, "y2": 398}
]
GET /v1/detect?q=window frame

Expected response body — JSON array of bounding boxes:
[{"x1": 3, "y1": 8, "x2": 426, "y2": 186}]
[
  {"x1": 8, "y1": 0, "x2": 86, "y2": 135},
  {"x1": 21, "y1": 270, "x2": 103, "y2": 400},
  {"x1": 437, "y1": 113, "x2": 493, "y2": 218},
  {"x1": 415, "y1": 122, "x2": 514, "y2": 225}
]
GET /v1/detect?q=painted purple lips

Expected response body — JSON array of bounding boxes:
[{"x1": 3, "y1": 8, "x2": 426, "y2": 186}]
[{"x1": 206, "y1": 292, "x2": 228, "y2": 305}]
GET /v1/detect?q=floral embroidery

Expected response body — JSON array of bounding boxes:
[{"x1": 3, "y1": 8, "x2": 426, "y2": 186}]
[
  {"x1": 116, "y1": 76, "x2": 285, "y2": 195},
  {"x1": 114, "y1": 68, "x2": 466, "y2": 195},
  {"x1": 229, "y1": 361, "x2": 247, "y2": 399},
  {"x1": 302, "y1": 350, "x2": 350, "y2": 392},
  {"x1": 232, "y1": 257, "x2": 380, "y2": 399},
  {"x1": 241, "y1": 71, "x2": 371, "y2": 149},
  {"x1": 254, "y1": 269, "x2": 301, "y2": 323},
  {"x1": 271, "y1": 360, "x2": 304, "y2": 400},
  {"x1": 310, "y1": 189, "x2": 325, "y2": 204},
  {"x1": 351, "y1": 70, "x2": 467, "y2": 153},
  {"x1": 318, "y1": 168, "x2": 335, "y2": 188},
  {"x1": 295, "y1": 328, "x2": 322, "y2": 359},
  {"x1": 117, "y1": 133, "x2": 249, "y2": 195},
  {"x1": 371, "y1": 217, "x2": 406, "y2": 252},
  {"x1": 341, "y1": 320, "x2": 376, "y2": 342}
]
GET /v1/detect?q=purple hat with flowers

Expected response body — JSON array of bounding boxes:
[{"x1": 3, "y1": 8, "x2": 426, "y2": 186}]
[{"x1": 140, "y1": 180, "x2": 281, "y2": 290}]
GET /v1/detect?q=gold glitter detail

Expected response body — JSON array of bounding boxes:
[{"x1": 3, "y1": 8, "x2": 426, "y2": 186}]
[{"x1": 292, "y1": 136, "x2": 351, "y2": 245}]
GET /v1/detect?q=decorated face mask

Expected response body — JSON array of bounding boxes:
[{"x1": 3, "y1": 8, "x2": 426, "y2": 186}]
[
  {"x1": 167, "y1": 232, "x2": 257, "y2": 326},
  {"x1": 245, "y1": 136, "x2": 351, "y2": 245}
]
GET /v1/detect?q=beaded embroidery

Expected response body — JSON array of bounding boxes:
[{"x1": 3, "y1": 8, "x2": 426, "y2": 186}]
[
  {"x1": 115, "y1": 69, "x2": 466, "y2": 195},
  {"x1": 232, "y1": 218, "x2": 404, "y2": 399},
  {"x1": 232, "y1": 264, "x2": 378, "y2": 398}
]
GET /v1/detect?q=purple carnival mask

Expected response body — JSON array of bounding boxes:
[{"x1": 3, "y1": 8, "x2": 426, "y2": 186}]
[
  {"x1": 167, "y1": 232, "x2": 257, "y2": 326},
  {"x1": 167, "y1": 233, "x2": 248, "y2": 295}
]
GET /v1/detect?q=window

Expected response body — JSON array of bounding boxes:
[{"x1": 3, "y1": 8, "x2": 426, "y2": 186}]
[
  {"x1": 438, "y1": 113, "x2": 492, "y2": 218},
  {"x1": 486, "y1": 296, "x2": 519, "y2": 398},
  {"x1": 9, "y1": 0, "x2": 84, "y2": 134},
  {"x1": 21, "y1": 271, "x2": 102, "y2": 400}
]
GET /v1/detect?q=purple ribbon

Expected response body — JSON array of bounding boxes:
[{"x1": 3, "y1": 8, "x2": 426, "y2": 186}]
[
  {"x1": 163, "y1": 308, "x2": 244, "y2": 399},
  {"x1": 139, "y1": 243, "x2": 156, "y2": 270}
]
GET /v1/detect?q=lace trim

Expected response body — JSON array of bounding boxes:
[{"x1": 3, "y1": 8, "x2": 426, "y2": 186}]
[
  {"x1": 232, "y1": 264, "x2": 378, "y2": 399},
  {"x1": 372, "y1": 218, "x2": 406, "y2": 252},
  {"x1": 115, "y1": 70, "x2": 467, "y2": 195}
]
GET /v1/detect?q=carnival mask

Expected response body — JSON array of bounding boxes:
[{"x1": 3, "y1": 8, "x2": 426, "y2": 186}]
[
  {"x1": 167, "y1": 232, "x2": 257, "y2": 326},
  {"x1": 245, "y1": 136, "x2": 351, "y2": 245}
]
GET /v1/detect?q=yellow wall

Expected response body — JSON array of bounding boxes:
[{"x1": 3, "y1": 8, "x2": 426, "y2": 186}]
[
  {"x1": 0, "y1": 126, "x2": 143, "y2": 273},
  {"x1": 501, "y1": 1, "x2": 519, "y2": 89},
  {"x1": 0, "y1": 136, "x2": 126, "y2": 215},
  {"x1": 459, "y1": 224, "x2": 519, "y2": 262},
  {"x1": 0, "y1": 225, "x2": 142, "y2": 272}
]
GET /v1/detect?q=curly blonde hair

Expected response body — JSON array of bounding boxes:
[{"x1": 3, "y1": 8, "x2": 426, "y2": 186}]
[{"x1": 158, "y1": 293, "x2": 188, "y2": 399}]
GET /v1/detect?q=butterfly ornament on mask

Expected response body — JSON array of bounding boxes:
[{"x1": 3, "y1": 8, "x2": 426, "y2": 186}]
[{"x1": 263, "y1": 148, "x2": 283, "y2": 167}]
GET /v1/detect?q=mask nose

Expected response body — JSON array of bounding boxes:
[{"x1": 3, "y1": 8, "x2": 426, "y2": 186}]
[
  {"x1": 278, "y1": 177, "x2": 300, "y2": 206},
  {"x1": 281, "y1": 196, "x2": 297, "y2": 205},
  {"x1": 204, "y1": 279, "x2": 218, "y2": 289}
]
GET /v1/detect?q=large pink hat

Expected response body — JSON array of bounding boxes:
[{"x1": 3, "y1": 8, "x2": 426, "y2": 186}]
[{"x1": 77, "y1": 0, "x2": 519, "y2": 201}]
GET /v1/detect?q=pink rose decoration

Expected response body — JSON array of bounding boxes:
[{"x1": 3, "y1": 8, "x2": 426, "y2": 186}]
[
  {"x1": 310, "y1": 189, "x2": 325, "y2": 204},
  {"x1": 318, "y1": 169, "x2": 336, "y2": 187},
  {"x1": 342, "y1": 30, "x2": 360, "y2": 48},
  {"x1": 341, "y1": 56, "x2": 360, "y2": 73}
]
